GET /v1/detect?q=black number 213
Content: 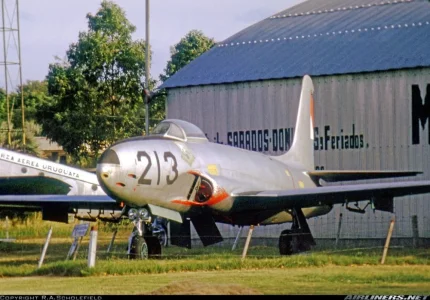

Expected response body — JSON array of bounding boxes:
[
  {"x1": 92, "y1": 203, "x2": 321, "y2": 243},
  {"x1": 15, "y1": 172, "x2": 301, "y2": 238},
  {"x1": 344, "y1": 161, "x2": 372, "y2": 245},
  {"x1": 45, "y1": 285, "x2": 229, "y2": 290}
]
[{"x1": 137, "y1": 151, "x2": 178, "y2": 185}]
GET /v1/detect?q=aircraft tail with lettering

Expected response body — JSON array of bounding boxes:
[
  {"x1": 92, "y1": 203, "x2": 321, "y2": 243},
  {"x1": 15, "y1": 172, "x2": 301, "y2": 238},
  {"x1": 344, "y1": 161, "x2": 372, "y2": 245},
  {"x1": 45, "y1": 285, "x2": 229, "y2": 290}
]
[{"x1": 272, "y1": 75, "x2": 315, "y2": 171}]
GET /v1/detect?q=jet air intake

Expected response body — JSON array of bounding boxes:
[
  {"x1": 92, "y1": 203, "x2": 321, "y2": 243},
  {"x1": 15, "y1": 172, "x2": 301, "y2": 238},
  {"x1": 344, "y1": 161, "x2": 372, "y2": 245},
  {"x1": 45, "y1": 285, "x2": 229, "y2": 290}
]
[{"x1": 188, "y1": 175, "x2": 213, "y2": 203}]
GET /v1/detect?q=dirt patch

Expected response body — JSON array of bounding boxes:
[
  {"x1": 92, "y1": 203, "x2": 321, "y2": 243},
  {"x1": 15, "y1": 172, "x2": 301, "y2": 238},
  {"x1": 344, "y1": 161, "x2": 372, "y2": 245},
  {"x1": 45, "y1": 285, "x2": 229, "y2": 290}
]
[{"x1": 148, "y1": 281, "x2": 263, "y2": 295}]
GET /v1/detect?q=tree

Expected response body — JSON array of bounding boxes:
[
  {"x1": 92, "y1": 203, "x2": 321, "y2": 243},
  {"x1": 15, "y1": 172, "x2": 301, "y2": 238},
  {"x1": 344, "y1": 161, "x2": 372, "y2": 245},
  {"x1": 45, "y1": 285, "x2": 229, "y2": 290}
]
[
  {"x1": 0, "y1": 84, "x2": 43, "y2": 155},
  {"x1": 12, "y1": 80, "x2": 50, "y2": 129},
  {"x1": 0, "y1": 121, "x2": 41, "y2": 155},
  {"x1": 0, "y1": 89, "x2": 7, "y2": 124},
  {"x1": 151, "y1": 30, "x2": 215, "y2": 131},
  {"x1": 36, "y1": 1, "x2": 150, "y2": 165},
  {"x1": 160, "y1": 30, "x2": 215, "y2": 82}
]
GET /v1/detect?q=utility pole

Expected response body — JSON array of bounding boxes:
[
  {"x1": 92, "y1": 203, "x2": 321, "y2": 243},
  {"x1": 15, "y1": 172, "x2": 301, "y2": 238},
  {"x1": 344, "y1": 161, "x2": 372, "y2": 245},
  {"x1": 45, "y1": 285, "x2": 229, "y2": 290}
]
[
  {"x1": 0, "y1": 0, "x2": 25, "y2": 147},
  {"x1": 1, "y1": 0, "x2": 11, "y2": 146},
  {"x1": 16, "y1": 0, "x2": 25, "y2": 146},
  {"x1": 145, "y1": 0, "x2": 150, "y2": 135}
]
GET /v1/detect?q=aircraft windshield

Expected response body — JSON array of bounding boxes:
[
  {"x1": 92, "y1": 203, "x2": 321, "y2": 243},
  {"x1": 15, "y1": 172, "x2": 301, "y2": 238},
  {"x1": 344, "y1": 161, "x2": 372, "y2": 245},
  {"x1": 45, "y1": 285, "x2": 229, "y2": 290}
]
[{"x1": 151, "y1": 119, "x2": 208, "y2": 142}]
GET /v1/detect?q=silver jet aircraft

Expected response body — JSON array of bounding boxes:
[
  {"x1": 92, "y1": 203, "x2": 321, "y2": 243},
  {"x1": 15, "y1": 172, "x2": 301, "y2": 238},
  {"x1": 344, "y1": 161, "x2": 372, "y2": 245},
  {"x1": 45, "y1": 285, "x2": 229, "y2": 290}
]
[
  {"x1": 94, "y1": 75, "x2": 430, "y2": 258},
  {"x1": 2, "y1": 75, "x2": 430, "y2": 258}
]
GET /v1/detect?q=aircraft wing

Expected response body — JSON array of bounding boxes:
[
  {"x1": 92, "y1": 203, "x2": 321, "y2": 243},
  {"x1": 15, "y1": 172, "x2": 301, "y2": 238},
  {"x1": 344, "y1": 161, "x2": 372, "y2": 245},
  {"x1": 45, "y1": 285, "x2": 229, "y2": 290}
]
[
  {"x1": 0, "y1": 176, "x2": 72, "y2": 195},
  {"x1": 0, "y1": 194, "x2": 121, "y2": 223},
  {"x1": 230, "y1": 180, "x2": 430, "y2": 213},
  {"x1": 307, "y1": 170, "x2": 422, "y2": 183},
  {"x1": 0, "y1": 194, "x2": 117, "y2": 207}
]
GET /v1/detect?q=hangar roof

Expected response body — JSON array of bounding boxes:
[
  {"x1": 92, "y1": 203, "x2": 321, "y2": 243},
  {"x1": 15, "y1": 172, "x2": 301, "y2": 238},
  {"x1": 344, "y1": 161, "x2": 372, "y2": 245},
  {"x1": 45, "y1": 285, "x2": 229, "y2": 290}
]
[{"x1": 161, "y1": 0, "x2": 430, "y2": 89}]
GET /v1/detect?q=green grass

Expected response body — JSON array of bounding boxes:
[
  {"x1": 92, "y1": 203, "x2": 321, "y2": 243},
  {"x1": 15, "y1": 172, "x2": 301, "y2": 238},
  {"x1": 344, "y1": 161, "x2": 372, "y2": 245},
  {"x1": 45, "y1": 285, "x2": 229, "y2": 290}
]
[
  {"x1": 31, "y1": 248, "x2": 429, "y2": 277},
  {"x1": 0, "y1": 234, "x2": 429, "y2": 277},
  {"x1": 0, "y1": 215, "x2": 429, "y2": 294},
  {"x1": 0, "y1": 212, "x2": 132, "y2": 239},
  {"x1": 0, "y1": 266, "x2": 429, "y2": 295}
]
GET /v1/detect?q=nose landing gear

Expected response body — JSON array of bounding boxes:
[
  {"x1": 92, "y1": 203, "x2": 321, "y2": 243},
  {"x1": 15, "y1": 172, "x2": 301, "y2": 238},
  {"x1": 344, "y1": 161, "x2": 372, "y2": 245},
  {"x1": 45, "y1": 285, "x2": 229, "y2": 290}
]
[
  {"x1": 126, "y1": 208, "x2": 162, "y2": 259},
  {"x1": 128, "y1": 233, "x2": 161, "y2": 259}
]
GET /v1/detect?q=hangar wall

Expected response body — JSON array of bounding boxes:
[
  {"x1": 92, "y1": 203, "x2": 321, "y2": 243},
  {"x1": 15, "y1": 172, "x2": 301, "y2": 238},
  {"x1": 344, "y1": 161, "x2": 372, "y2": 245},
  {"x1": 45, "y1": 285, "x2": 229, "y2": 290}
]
[{"x1": 166, "y1": 68, "x2": 430, "y2": 242}]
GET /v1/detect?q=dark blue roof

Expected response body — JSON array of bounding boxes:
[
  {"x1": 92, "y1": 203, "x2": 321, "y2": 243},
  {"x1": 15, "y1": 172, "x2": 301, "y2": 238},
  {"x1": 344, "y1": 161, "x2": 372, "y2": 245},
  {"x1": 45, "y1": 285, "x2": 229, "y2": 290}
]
[{"x1": 161, "y1": 0, "x2": 430, "y2": 89}]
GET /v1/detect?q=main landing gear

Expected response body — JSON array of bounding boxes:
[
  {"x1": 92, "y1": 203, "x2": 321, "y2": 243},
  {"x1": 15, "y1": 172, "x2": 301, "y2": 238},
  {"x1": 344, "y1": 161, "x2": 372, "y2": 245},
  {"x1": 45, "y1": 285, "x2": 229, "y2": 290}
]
[
  {"x1": 126, "y1": 208, "x2": 162, "y2": 259},
  {"x1": 279, "y1": 208, "x2": 316, "y2": 255}
]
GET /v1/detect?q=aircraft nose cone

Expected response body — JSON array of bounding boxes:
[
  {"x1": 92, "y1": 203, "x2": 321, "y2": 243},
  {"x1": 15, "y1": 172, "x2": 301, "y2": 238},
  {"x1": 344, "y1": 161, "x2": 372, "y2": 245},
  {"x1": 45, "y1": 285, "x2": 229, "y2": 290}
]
[{"x1": 96, "y1": 148, "x2": 121, "y2": 197}]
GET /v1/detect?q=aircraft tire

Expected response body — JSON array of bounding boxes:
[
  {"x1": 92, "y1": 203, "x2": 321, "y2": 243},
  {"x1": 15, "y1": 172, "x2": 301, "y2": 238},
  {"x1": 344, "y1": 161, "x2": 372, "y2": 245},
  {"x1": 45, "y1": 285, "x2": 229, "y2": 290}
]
[
  {"x1": 154, "y1": 225, "x2": 168, "y2": 247},
  {"x1": 129, "y1": 236, "x2": 149, "y2": 260},
  {"x1": 146, "y1": 235, "x2": 162, "y2": 259},
  {"x1": 299, "y1": 240, "x2": 311, "y2": 252},
  {"x1": 279, "y1": 229, "x2": 293, "y2": 255}
]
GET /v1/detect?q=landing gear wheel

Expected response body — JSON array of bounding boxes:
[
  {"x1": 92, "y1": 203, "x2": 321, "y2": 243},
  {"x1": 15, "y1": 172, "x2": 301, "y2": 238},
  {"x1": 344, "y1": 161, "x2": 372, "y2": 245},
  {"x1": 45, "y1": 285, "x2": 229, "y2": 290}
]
[
  {"x1": 129, "y1": 235, "x2": 162, "y2": 259},
  {"x1": 299, "y1": 238, "x2": 311, "y2": 252},
  {"x1": 279, "y1": 229, "x2": 293, "y2": 255},
  {"x1": 279, "y1": 229, "x2": 304, "y2": 255},
  {"x1": 156, "y1": 225, "x2": 168, "y2": 247},
  {"x1": 146, "y1": 236, "x2": 162, "y2": 259},
  {"x1": 129, "y1": 236, "x2": 148, "y2": 260}
]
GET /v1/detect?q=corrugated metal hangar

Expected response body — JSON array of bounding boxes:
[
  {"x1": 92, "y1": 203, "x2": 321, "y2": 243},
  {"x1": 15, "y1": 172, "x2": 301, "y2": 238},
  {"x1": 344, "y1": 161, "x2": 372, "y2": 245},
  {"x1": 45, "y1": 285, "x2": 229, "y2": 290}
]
[{"x1": 161, "y1": 0, "x2": 430, "y2": 245}]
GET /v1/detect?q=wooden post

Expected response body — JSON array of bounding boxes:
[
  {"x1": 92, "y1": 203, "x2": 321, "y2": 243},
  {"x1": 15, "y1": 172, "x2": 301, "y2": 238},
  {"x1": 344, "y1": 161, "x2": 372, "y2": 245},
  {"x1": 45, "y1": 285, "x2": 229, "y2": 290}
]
[
  {"x1": 72, "y1": 236, "x2": 84, "y2": 261},
  {"x1": 241, "y1": 225, "x2": 254, "y2": 261},
  {"x1": 67, "y1": 222, "x2": 89, "y2": 260},
  {"x1": 66, "y1": 237, "x2": 77, "y2": 260},
  {"x1": 411, "y1": 215, "x2": 419, "y2": 248},
  {"x1": 335, "y1": 212, "x2": 343, "y2": 248},
  {"x1": 38, "y1": 226, "x2": 53, "y2": 268},
  {"x1": 107, "y1": 229, "x2": 118, "y2": 253},
  {"x1": 232, "y1": 226, "x2": 243, "y2": 251},
  {"x1": 381, "y1": 218, "x2": 395, "y2": 264},
  {"x1": 88, "y1": 225, "x2": 98, "y2": 268},
  {"x1": 5, "y1": 216, "x2": 9, "y2": 240}
]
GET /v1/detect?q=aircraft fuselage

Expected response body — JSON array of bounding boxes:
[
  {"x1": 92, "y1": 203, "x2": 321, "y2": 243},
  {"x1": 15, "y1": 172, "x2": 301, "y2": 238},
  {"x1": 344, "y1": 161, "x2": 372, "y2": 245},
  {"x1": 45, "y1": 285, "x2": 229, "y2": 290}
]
[{"x1": 97, "y1": 136, "x2": 332, "y2": 225}]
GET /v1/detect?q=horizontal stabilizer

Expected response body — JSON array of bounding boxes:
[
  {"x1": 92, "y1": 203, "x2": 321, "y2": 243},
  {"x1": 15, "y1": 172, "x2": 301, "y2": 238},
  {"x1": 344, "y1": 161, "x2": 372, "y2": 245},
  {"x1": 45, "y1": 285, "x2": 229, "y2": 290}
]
[
  {"x1": 308, "y1": 170, "x2": 422, "y2": 183},
  {"x1": 230, "y1": 180, "x2": 430, "y2": 213}
]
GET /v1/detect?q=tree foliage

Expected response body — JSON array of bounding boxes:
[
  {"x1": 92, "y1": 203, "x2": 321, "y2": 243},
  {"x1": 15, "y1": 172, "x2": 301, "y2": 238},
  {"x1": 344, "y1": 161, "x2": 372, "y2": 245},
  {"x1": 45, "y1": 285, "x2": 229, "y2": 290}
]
[
  {"x1": 12, "y1": 80, "x2": 50, "y2": 128},
  {"x1": 0, "y1": 81, "x2": 46, "y2": 155},
  {"x1": 36, "y1": 1, "x2": 149, "y2": 165},
  {"x1": 160, "y1": 30, "x2": 215, "y2": 82},
  {"x1": 0, "y1": 89, "x2": 7, "y2": 123}
]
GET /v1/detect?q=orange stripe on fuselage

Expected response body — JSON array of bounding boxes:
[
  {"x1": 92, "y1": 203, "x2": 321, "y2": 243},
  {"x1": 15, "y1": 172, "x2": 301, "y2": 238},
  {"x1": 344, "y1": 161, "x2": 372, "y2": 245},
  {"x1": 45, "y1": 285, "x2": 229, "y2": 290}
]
[
  {"x1": 172, "y1": 170, "x2": 229, "y2": 206},
  {"x1": 171, "y1": 188, "x2": 229, "y2": 207},
  {"x1": 205, "y1": 188, "x2": 229, "y2": 206},
  {"x1": 188, "y1": 170, "x2": 202, "y2": 176}
]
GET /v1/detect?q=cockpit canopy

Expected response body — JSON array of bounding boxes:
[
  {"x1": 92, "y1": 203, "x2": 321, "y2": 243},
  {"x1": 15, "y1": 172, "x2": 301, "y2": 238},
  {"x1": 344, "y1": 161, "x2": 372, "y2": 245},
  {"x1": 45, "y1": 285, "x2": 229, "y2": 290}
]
[{"x1": 151, "y1": 119, "x2": 208, "y2": 142}]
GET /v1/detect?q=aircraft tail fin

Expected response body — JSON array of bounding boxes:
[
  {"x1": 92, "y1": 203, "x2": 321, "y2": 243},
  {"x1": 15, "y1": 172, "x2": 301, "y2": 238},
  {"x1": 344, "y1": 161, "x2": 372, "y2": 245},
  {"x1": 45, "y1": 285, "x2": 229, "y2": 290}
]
[{"x1": 273, "y1": 75, "x2": 315, "y2": 170}]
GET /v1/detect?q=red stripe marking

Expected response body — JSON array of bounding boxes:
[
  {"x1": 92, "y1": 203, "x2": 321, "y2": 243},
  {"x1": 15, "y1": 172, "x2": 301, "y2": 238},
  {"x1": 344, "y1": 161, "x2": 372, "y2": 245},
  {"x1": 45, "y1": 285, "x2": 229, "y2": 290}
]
[
  {"x1": 172, "y1": 188, "x2": 229, "y2": 207},
  {"x1": 173, "y1": 170, "x2": 229, "y2": 206}
]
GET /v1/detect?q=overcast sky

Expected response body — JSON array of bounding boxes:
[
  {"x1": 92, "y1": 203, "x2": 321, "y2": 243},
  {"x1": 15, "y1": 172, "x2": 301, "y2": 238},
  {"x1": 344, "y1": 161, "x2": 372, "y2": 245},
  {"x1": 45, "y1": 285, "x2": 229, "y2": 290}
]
[{"x1": 1, "y1": 0, "x2": 303, "y2": 89}]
